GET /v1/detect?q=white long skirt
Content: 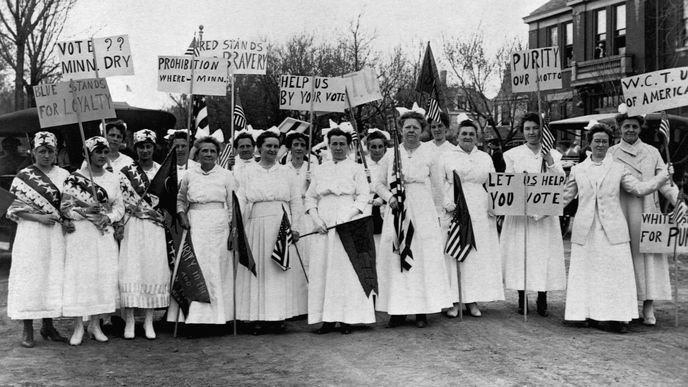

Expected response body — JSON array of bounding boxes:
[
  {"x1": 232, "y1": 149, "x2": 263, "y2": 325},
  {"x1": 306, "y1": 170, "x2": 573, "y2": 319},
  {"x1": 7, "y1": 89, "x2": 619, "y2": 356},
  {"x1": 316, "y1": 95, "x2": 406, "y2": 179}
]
[
  {"x1": 376, "y1": 183, "x2": 453, "y2": 315},
  {"x1": 501, "y1": 215, "x2": 566, "y2": 291},
  {"x1": 235, "y1": 201, "x2": 306, "y2": 321},
  {"x1": 167, "y1": 207, "x2": 234, "y2": 324},
  {"x1": 8, "y1": 220, "x2": 64, "y2": 320},
  {"x1": 119, "y1": 218, "x2": 170, "y2": 308},
  {"x1": 63, "y1": 220, "x2": 119, "y2": 317},
  {"x1": 307, "y1": 195, "x2": 376, "y2": 325},
  {"x1": 565, "y1": 214, "x2": 639, "y2": 322}
]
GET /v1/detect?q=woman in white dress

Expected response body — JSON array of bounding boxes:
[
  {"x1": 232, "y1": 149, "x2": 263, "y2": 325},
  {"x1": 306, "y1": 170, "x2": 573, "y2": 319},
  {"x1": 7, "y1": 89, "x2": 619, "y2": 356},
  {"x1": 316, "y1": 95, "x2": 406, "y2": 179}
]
[
  {"x1": 171, "y1": 136, "x2": 236, "y2": 333},
  {"x1": 235, "y1": 131, "x2": 304, "y2": 334},
  {"x1": 501, "y1": 112, "x2": 567, "y2": 317},
  {"x1": 61, "y1": 136, "x2": 124, "y2": 345},
  {"x1": 7, "y1": 132, "x2": 71, "y2": 347},
  {"x1": 118, "y1": 129, "x2": 169, "y2": 340},
  {"x1": 375, "y1": 109, "x2": 453, "y2": 328},
  {"x1": 442, "y1": 120, "x2": 505, "y2": 318},
  {"x1": 562, "y1": 124, "x2": 671, "y2": 333},
  {"x1": 305, "y1": 128, "x2": 375, "y2": 334}
]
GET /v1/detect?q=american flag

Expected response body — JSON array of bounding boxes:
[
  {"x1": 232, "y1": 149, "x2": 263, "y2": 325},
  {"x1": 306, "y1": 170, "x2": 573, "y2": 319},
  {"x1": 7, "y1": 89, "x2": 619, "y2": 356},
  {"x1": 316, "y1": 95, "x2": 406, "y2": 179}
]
[
  {"x1": 541, "y1": 122, "x2": 555, "y2": 156},
  {"x1": 445, "y1": 171, "x2": 476, "y2": 262},
  {"x1": 659, "y1": 117, "x2": 670, "y2": 143},
  {"x1": 193, "y1": 96, "x2": 208, "y2": 134},
  {"x1": 218, "y1": 143, "x2": 232, "y2": 169},
  {"x1": 425, "y1": 96, "x2": 441, "y2": 123},
  {"x1": 271, "y1": 207, "x2": 293, "y2": 271},
  {"x1": 184, "y1": 37, "x2": 199, "y2": 57},
  {"x1": 674, "y1": 189, "x2": 687, "y2": 226},
  {"x1": 234, "y1": 104, "x2": 246, "y2": 130},
  {"x1": 391, "y1": 154, "x2": 414, "y2": 271},
  {"x1": 416, "y1": 43, "x2": 445, "y2": 124}
]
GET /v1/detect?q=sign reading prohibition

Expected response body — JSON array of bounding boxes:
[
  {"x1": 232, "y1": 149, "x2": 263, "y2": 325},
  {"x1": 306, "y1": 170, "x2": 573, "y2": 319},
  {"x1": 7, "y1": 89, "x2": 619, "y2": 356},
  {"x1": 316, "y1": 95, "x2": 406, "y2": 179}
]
[
  {"x1": 486, "y1": 172, "x2": 567, "y2": 216},
  {"x1": 157, "y1": 56, "x2": 229, "y2": 96}
]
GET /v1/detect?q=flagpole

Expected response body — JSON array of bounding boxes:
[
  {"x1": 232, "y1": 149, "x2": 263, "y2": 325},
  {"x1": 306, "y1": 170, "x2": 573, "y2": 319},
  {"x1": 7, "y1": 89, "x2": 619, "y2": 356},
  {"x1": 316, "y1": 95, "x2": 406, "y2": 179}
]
[
  {"x1": 344, "y1": 88, "x2": 370, "y2": 183},
  {"x1": 186, "y1": 31, "x2": 198, "y2": 170},
  {"x1": 306, "y1": 76, "x2": 315, "y2": 177},
  {"x1": 662, "y1": 111, "x2": 674, "y2": 187},
  {"x1": 523, "y1": 172, "x2": 529, "y2": 323},
  {"x1": 457, "y1": 260, "x2": 463, "y2": 321},
  {"x1": 672, "y1": 185, "x2": 683, "y2": 327},
  {"x1": 229, "y1": 75, "x2": 236, "y2": 171},
  {"x1": 169, "y1": 229, "x2": 187, "y2": 338},
  {"x1": 231, "y1": 190, "x2": 238, "y2": 336},
  {"x1": 293, "y1": 244, "x2": 309, "y2": 283},
  {"x1": 70, "y1": 80, "x2": 99, "y2": 201},
  {"x1": 90, "y1": 35, "x2": 114, "y2": 172}
]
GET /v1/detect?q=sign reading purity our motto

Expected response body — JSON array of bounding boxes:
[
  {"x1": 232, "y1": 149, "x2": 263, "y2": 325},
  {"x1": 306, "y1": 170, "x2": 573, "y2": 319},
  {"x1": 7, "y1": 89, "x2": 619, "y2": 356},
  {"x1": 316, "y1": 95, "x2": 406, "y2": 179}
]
[
  {"x1": 33, "y1": 78, "x2": 116, "y2": 128},
  {"x1": 510, "y1": 46, "x2": 562, "y2": 93},
  {"x1": 157, "y1": 56, "x2": 229, "y2": 96},
  {"x1": 621, "y1": 67, "x2": 688, "y2": 116},
  {"x1": 639, "y1": 213, "x2": 688, "y2": 254},
  {"x1": 486, "y1": 173, "x2": 566, "y2": 216}
]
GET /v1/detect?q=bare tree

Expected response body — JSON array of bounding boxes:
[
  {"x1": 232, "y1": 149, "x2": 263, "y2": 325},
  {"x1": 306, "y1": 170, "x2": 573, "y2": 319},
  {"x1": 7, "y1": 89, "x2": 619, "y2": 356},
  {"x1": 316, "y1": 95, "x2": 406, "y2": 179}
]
[{"x1": 0, "y1": 0, "x2": 75, "y2": 110}]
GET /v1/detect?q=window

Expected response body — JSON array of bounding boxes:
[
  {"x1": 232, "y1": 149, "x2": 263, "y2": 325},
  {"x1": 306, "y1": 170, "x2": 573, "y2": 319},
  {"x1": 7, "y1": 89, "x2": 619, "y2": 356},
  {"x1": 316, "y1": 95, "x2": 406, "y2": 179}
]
[
  {"x1": 595, "y1": 9, "x2": 607, "y2": 59},
  {"x1": 564, "y1": 22, "x2": 574, "y2": 67},
  {"x1": 547, "y1": 25, "x2": 559, "y2": 47},
  {"x1": 614, "y1": 4, "x2": 626, "y2": 54},
  {"x1": 682, "y1": 0, "x2": 688, "y2": 47}
]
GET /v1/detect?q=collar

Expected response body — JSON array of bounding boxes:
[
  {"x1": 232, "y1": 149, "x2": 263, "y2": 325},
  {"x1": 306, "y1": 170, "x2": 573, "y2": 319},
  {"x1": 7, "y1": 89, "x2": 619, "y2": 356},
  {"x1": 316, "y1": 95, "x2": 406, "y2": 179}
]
[
  {"x1": 618, "y1": 139, "x2": 642, "y2": 156},
  {"x1": 196, "y1": 164, "x2": 220, "y2": 175},
  {"x1": 457, "y1": 145, "x2": 475, "y2": 155}
]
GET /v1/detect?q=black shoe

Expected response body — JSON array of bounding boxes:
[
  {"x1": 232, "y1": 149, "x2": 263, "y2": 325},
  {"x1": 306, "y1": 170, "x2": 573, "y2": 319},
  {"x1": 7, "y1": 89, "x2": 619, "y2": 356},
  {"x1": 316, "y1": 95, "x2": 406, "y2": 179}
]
[
  {"x1": 386, "y1": 315, "x2": 406, "y2": 328},
  {"x1": 415, "y1": 314, "x2": 427, "y2": 328},
  {"x1": 340, "y1": 323, "x2": 352, "y2": 335},
  {"x1": 21, "y1": 330, "x2": 34, "y2": 348},
  {"x1": 536, "y1": 292, "x2": 549, "y2": 317},
  {"x1": 315, "y1": 322, "x2": 336, "y2": 334},
  {"x1": 608, "y1": 321, "x2": 629, "y2": 334},
  {"x1": 517, "y1": 291, "x2": 526, "y2": 315},
  {"x1": 40, "y1": 325, "x2": 68, "y2": 342},
  {"x1": 251, "y1": 323, "x2": 265, "y2": 336}
]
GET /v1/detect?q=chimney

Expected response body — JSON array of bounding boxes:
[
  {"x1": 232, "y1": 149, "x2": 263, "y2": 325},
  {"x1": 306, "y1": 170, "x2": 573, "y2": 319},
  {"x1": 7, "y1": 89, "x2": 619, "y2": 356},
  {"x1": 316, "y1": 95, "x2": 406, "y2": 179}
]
[{"x1": 440, "y1": 70, "x2": 447, "y2": 87}]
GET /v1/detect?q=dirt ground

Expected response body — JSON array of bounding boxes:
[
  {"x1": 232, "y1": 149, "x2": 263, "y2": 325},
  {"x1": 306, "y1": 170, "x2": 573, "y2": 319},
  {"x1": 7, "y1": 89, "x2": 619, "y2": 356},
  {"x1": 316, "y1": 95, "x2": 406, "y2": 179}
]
[{"x1": 1, "y1": 243, "x2": 687, "y2": 386}]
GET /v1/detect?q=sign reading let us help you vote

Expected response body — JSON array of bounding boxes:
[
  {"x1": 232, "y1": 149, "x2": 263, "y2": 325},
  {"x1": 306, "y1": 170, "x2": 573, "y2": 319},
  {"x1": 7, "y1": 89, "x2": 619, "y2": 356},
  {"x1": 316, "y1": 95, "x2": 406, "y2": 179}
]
[
  {"x1": 33, "y1": 78, "x2": 116, "y2": 128},
  {"x1": 487, "y1": 173, "x2": 566, "y2": 216}
]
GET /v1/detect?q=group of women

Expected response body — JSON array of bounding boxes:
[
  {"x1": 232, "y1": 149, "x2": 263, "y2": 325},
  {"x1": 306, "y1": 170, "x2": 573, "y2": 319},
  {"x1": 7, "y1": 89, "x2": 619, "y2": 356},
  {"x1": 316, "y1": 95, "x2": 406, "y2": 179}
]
[{"x1": 6, "y1": 107, "x2": 678, "y2": 348}]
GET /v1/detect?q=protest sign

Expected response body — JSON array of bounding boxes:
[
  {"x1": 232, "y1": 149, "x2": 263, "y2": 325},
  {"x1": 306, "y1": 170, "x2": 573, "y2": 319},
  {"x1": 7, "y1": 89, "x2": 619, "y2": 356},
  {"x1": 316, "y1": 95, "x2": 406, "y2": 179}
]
[
  {"x1": 197, "y1": 39, "x2": 267, "y2": 75},
  {"x1": 33, "y1": 78, "x2": 116, "y2": 128},
  {"x1": 639, "y1": 213, "x2": 688, "y2": 254},
  {"x1": 279, "y1": 75, "x2": 346, "y2": 112},
  {"x1": 486, "y1": 172, "x2": 566, "y2": 216},
  {"x1": 157, "y1": 56, "x2": 229, "y2": 96},
  {"x1": 621, "y1": 67, "x2": 688, "y2": 116},
  {"x1": 511, "y1": 47, "x2": 562, "y2": 93},
  {"x1": 57, "y1": 35, "x2": 134, "y2": 79},
  {"x1": 342, "y1": 67, "x2": 382, "y2": 107}
]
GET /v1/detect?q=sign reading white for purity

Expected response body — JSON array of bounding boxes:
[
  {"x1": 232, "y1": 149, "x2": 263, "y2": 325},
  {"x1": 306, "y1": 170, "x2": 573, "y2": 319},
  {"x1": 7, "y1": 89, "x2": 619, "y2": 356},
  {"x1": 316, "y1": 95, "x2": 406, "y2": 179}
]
[
  {"x1": 157, "y1": 56, "x2": 229, "y2": 96},
  {"x1": 198, "y1": 39, "x2": 267, "y2": 75},
  {"x1": 279, "y1": 75, "x2": 346, "y2": 112},
  {"x1": 621, "y1": 67, "x2": 688, "y2": 116},
  {"x1": 33, "y1": 78, "x2": 116, "y2": 128},
  {"x1": 510, "y1": 47, "x2": 562, "y2": 93},
  {"x1": 639, "y1": 213, "x2": 688, "y2": 254},
  {"x1": 57, "y1": 35, "x2": 134, "y2": 79},
  {"x1": 486, "y1": 172, "x2": 567, "y2": 216}
]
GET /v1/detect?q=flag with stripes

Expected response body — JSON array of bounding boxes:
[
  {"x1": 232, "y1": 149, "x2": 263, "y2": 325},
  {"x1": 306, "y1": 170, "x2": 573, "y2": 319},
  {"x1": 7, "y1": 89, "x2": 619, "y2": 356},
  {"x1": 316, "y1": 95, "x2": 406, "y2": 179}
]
[
  {"x1": 193, "y1": 96, "x2": 209, "y2": 135},
  {"x1": 541, "y1": 122, "x2": 555, "y2": 156},
  {"x1": 673, "y1": 189, "x2": 687, "y2": 226},
  {"x1": 445, "y1": 171, "x2": 476, "y2": 262},
  {"x1": 234, "y1": 104, "x2": 246, "y2": 130},
  {"x1": 391, "y1": 159, "x2": 414, "y2": 271},
  {"x1": 184, "y1": 37, "x2": 199, "y2": 57},
  {"x1": 659, "y1": 117, "x2": 670, "y2": 143},
  {"x1": 218, "y1": 143, "x2": 233, "y2": 169},
  {"x1": 425, "y1": 97, "x2": 441, "y2": 123},
  {"x1": 232, "y1": 191, "x2": 257, "y2": 276},
  {"x1": 416, "y1": 42, "x2": 445, "y2": 123},
  {"x1": 271, "y1": 207, "x2": 293, "y2": 271}
]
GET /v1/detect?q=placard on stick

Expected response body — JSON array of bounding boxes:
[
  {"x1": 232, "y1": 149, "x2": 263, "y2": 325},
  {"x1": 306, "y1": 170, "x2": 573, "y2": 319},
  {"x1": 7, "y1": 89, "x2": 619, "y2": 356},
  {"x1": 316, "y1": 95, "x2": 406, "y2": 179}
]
[
  {"x1": 279, "y1": 75, "x2": 346, "y2": 112},
  {"x1": 33, "y1": 78, "x2": 116, "y2": 128},
  {"x1": 157, "y1": 56, "x2": 229, "y2": 96},
  {"x1": 342, "y1": 67, "x2": 382, "y2": 107},
  {"x1": 198, "y1": 39, "x2": 267, "y2": 75},
  {"x1": 486, "y1": 172, "x2": 566, "y2": 216},
  {"x1": 57, "y1": 35, "x2": 134, "y2": 79},
  {"x1": 639, "y1": 213, "x2": 688, "y2": 254},
  {"x1": 621, "y1": 67, "x2": 688, "y2": 116},
  {"x1": 510, "y1": 46, "x2": 562, "y2": 93}
]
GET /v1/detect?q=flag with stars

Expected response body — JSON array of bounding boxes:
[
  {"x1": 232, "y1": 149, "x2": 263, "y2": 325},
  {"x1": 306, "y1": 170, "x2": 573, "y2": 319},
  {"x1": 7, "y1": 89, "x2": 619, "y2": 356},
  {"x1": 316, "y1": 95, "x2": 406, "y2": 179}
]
[
  {"x1": 6, "y1": 165, "x2": 62, "y2": 221},
  {"x1": 193, "y1": 96, "x2": 209, "y2": 137},
  {"x1": 445, "y1": 171, "x2": 476, "y2": 262},
  {"x1": 271, "y1": 206, "x2": 293, "y2": 271}
]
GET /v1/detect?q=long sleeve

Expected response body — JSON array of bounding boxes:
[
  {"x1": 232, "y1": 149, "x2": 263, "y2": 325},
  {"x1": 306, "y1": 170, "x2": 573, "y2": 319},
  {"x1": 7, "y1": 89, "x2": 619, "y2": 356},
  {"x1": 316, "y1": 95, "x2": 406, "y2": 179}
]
[
  {"x1": 503, "y1": 150, "x2": 515, "y2": 173},
  {"x1": 288, "y1": 173, "x2": 304, "y2": 232},
  {"x1": 176, "y1": 173, "x2": 190, "y2": 214},
  {"x1": 621, "y1": 170, "x2": 670, "y2": 197},
  {"x1": 224, "y1": 171, "x2": 235, "y2": 225},
  {"x1": 352, "y1": 165, "x2": 370, "y2": 214},
  {"x1": 374, "y1": 155, "x2": 392, "y2": 202},
  {"x1": 304, "y1": 175, "x2": 320, "y2": 213},
  {"x1": 561, "y1": 167, "x2": 579, "y2": 208},
  {"x1": 106, "y1": 187, "x2": 124, "y2": 223},
  {"x1": 428, "y1": 153, "x2": 445, "y2": 213},
  {"x1": 443, "y1": 162, "x2": 454, "y2": 210}
]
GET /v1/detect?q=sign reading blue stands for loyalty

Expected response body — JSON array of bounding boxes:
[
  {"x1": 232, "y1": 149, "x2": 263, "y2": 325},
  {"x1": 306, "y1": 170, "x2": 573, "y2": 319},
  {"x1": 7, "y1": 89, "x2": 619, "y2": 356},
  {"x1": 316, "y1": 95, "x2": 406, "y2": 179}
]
[
  {"x1": 639, "y1": 213, "x2": 688, "y2": 254},
  {"x1": 33, "y1": 78, "x2": 116, "y2": 128},
  {"x1": 157, "y1": 56, "x2": 229, "y2": 96},
  {"x1": 510, "y1": 46, "x2": 562, "y2": 93},
  {"x1": 279, "y1": 75, "x2": 347, "y2": 112},
  {"x1": 486, "y1": 172, "x2": 567, "y2": 216},
  {"x1": 196, "y1": 38, "x2": 267, "y2": 75},
  {"x1": 57, "y1": 35, "x2": 135, "y2": 79}
]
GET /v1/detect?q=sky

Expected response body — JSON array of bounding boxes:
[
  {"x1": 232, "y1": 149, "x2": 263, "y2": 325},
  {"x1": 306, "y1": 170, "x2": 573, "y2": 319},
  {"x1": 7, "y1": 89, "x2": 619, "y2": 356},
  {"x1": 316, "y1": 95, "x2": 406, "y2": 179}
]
[{"x1": 60, "y1": 0, "x2": 545, "y2": 110}]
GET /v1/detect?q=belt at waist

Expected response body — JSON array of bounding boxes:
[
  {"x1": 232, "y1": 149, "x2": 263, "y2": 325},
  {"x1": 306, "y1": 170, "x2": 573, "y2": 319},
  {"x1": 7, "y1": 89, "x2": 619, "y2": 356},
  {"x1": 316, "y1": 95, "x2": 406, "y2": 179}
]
[
  {"x1": 189, "y1": 202, "x2": 225, "y2": 210},
  {"x1": 250, "y1": 201, "x2": 287, "y2": 218}
]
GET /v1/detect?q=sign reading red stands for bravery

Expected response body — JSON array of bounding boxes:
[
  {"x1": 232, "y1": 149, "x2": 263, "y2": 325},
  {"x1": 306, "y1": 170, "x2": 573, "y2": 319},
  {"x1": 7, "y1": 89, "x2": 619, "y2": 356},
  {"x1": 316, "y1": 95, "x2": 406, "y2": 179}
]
[
  {"x1": 197, "y1": 39, "x2": 267, "y2": 75},
  {"x1": 33, "y1": 78, "x2": 116, "y2": 128},
  {"x1": 279, "y1": 75, "x2": 346, "y2": 112},
  {"x1": 342, "y1": 67, "x2": 382, "y2": 107},
  {"x1": 486, "y1": 173, "x2": 566, "y2": 216},
  {"x1": 639, "y1": 213, "x2": 688, "y2": 254},
  {"x1": 621, "y1": 67, "x2": 688, "y2": 116},
  {"x1": 57, "y1": 35, "x2": 134, "y2": 79},
  {"x1": 157, "y1": 56, "x2": 229, "y2": 96},
  {"x1": 510, "y1": 46, "x2": 562, "y2": 93}
]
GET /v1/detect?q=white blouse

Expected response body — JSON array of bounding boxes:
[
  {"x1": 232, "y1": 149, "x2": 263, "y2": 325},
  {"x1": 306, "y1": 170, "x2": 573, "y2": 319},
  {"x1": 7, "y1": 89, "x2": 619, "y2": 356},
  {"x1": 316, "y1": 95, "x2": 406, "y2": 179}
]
[
  {"x1": 374, "y1": 142, "x2": 442, "y2": 203},
  {"x1": 305, "y1": 158, "x2": 370, "y2": 214},
  {"x1": 177, "y1": 164, "x2": 236, "y2": 219},
  {"x1": 503, "y1": 144, "x2": 564, "y2": 174}
]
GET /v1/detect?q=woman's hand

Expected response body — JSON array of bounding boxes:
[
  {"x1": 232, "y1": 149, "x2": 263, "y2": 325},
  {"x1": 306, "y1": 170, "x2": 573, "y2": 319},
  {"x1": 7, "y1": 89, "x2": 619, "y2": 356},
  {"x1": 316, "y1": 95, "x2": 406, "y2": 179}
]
[
  {"x1": 292, "y1": 230, "x2": 300, "y2": 243},
  {"x1": 487, "y1": 208, "x2": 496, "y2": 218},
  {"x1": 113, "y1": 223, "x2": 124, "y2": 241},
  {"x1": 85, "y1": 204, "x2": 102, "y2": 214},
  {"x1": 388, "y1": 196, "x2": 399, "y2": 210},
  {"x1": 35, "y1": 214, "x2": 60, "y2": 226},
  {"x1": 94, "y1": 214, "x2": 111, "y2": 230},
  {"x1": 445, "y1": 203, "x2": 456, "y2": 213},
  {"x1": 543, "y1": 151, "x2": 554, "y2": 167},
  {"x1": 305, "y1": 170, "x2": 312, "y2": 183},
  {"x1": 372, "y1": 197, "x2": 384, "y2": 207},
  {"x1": 178, "y1": 212, "x2": 190, "y2": 230}
]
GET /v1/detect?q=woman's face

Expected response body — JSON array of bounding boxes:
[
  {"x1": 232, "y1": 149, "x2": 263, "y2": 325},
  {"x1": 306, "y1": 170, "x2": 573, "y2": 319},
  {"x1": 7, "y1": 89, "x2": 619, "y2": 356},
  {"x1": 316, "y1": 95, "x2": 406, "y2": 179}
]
[
  {"x1": 430, "y1": 120, "x2": 446, "y2": 141},
  {"x1": 90, "y1": 147, "x2": 109, "y2": 169},
  {"x1": 590, "y1": 131, "x2": 610, "y2": 160},
  {"x1": 173, "y1": 138, "x2": 189, "y2": 162},
  {"x1": 33, "y1": 145, "x2": 55, "y2": 168},
  {"x1": 291, "y1": 138, "x2": 307, "y2": 159},
  {"x1": 106, "y1": 128, "x2": 124, "y2": 151},
  {"x1": 458, "y1": 126, "x2": 477, "y2": 152},
  {"x1": 367, "y1": 138, "x2": 386, "y2": 161},
  {"x1": 259, "y1": 137, "x2": 280, "y2": 163},
  {"x1": 236, "y1": 138, "x2": 255, "y2": 160},
  {"x1": 135, "y1": 142, "x2": 155, "y2": 163},
  {"x1": 402, "y1": 118, "x2": 422, "y2": 144},
  {"x1": 198, "y1": 142, "x2": 218, "y2": 168},
  {"x1": 620, "y1": 118, "x2": 641, "y2": 144},
  {"x1": 329, "y1": 135, "x2": 349, "y2": 161},
  {"x1": 523, "y1": 120, "x2": 541, "y2": 146}
]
